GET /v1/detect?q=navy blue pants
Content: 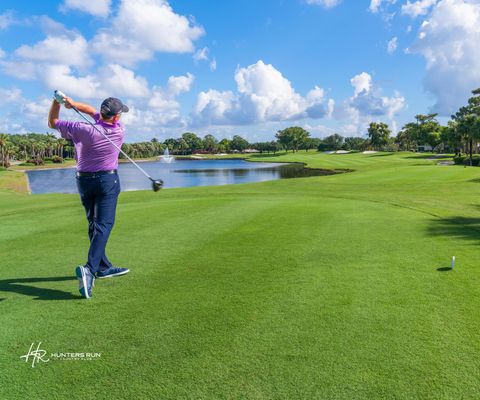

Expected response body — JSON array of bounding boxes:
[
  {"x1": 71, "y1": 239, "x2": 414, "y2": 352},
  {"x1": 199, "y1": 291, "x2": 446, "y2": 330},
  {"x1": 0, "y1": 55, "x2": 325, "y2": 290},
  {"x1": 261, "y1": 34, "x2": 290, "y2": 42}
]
[{"x1": 76, "y1": 172, "x2": 120, "y2": 275}]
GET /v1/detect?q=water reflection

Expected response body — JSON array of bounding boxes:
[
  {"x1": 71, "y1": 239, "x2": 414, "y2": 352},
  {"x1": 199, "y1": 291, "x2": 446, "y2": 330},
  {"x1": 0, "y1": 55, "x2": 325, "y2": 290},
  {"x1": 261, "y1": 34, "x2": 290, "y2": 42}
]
[
  {"x1": 27, "y1": 160, "x2": 345, "y2": 194},
  {"x1": 173, "y1": 168, "x2": 252, "y2": 176},
  {"x1": 172, "y1": 163, "x2": 345, "y2": 179}
]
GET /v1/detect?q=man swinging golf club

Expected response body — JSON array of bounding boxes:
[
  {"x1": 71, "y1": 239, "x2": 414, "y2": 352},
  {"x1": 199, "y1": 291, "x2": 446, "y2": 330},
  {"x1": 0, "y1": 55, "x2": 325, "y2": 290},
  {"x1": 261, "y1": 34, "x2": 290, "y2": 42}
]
[{"x1": 48, "y1": 93, "x2": 130, "y2": 299}]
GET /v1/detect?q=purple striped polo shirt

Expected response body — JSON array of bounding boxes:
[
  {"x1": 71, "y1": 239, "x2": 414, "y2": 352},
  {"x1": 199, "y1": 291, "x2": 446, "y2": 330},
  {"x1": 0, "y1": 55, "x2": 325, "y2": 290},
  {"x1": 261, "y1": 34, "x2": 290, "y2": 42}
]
[{"x1": 55, "y1": 113, "x2": 125, "y2": 173}]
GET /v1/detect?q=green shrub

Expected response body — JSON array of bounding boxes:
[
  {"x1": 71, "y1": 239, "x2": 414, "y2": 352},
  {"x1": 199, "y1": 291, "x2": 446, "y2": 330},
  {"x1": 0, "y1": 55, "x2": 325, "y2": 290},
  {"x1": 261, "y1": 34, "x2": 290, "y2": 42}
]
[
  {"x1": 26, "y1": 159, "x2": 44, "y2": 166},
  {"x1": 454, "y1": 155, "x2": 480, "y2": 166},
  {"x1": 52, "y1": 156, "x2": 64, "y2": 163},
  {"x1": 19, "y1": 162, "x2": 35, "y2": 166}
]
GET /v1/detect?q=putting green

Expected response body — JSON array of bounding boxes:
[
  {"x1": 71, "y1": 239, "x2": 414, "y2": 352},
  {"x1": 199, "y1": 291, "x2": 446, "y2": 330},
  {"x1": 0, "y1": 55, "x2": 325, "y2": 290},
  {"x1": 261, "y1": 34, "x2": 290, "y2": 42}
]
[{"x1": 1, "y1": 152, "x2": 480, "y2": 399}]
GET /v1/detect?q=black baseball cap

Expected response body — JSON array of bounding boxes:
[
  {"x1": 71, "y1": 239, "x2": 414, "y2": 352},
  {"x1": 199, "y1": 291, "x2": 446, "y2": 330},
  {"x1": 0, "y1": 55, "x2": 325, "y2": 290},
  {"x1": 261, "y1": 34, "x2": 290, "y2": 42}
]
[{"x1": 100, "y1": 97, "x2": 129, "y2": 117}]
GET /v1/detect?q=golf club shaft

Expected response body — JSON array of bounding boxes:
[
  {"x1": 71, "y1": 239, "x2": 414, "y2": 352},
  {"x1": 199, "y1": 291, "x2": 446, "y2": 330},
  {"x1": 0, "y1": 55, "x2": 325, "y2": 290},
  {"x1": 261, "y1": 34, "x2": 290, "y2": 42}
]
[{"x1": 70, "y1": 105, "x2": 154, "y2": 181}]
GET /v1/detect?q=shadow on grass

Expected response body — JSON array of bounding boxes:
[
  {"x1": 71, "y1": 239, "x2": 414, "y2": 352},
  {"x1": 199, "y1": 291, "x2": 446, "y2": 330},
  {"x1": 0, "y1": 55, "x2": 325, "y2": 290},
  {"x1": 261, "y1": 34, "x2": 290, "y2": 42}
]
[
  {"x1": 428, "y1": 216, "x2": 480, "y2": 243},
  {"x1": 403, "y1": 154, "x2": 452, "y2": 160},
  {"x1": 250, "y1": 153, "x2": 283, "y2": 159},
  {"x1": 367, "y1": 153, "x2": 395, "y2": 157},
  {"x1": 437, "y1": 267, "x2": 453, "y2": 272},
  {"x1": 0, "y1": 276, "x2": 79, "y2": 300}
]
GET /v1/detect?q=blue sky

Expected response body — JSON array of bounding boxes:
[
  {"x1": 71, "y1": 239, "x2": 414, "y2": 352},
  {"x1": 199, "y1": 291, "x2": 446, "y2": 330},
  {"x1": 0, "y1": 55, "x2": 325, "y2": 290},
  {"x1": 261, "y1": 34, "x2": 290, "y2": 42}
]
[{"x1": 0, "y1": 0, "x2": 479, "y2": 142}]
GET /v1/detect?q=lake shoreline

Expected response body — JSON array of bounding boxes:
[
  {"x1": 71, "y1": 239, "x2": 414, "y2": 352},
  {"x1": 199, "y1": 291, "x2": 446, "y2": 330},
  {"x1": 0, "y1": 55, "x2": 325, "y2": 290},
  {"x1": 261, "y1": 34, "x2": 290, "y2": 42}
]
[
  {"x1": 25, "y1": 159, "x2": 346, "y2": 195},
  {"x1": 7, "y1": 154, "x2": 352, "y2": 194}
]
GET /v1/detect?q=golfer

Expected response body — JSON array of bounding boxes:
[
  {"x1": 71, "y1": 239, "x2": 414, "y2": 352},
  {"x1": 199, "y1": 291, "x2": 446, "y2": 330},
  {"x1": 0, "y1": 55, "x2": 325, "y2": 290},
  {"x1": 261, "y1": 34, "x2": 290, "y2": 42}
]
[{"x1": 48, "y1": 95, "x2": 130, "y2": 299}]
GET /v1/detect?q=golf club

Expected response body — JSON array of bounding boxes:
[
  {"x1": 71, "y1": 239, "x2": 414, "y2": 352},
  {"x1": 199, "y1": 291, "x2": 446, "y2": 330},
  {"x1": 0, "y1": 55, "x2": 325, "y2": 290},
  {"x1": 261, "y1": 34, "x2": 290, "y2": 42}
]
[{"x1": 54, "y1": 90, "x2": 163, "y2": 192}]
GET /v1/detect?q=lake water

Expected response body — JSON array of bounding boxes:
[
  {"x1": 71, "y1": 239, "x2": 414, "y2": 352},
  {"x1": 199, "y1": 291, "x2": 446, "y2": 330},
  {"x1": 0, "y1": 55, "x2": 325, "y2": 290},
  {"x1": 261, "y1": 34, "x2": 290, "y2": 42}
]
[{"x1": 26, "y1": 159, "x2": 328, "y2": 194}]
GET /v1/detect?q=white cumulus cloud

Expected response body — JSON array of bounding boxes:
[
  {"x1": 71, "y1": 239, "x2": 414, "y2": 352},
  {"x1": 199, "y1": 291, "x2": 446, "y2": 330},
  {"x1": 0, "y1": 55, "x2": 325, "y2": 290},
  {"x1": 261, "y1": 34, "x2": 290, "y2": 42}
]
[
  {"x1": 41, "y1": 63, "x2": 150, "y2": 100},
  {"x1": 191, "y1": 60, "x2": 333, "y2": 126},
  {"x1": 192, "y1": 90, "x2": 236, "y2": 126},
  {"x1": 122, "y1": 75, "x2": 196, "y2": 130},
  {"x1": 306, "y1": 86, "x2": 335, "y2": 118},
  {"x1": 61, "y1": 0, "x2": 112, "y2": 17},
  {"x1": 234, "y1": 60, "x2": 306, "y2": 121},
  {"x1": 139, "y1": 73, "x2": 195, "y2": 126},
  {"x1": 43, "y1": 65, "x2": 99, "y2": 98},
  {"x1": 92, "y1": 0, "x2": 204, "y2": 66},
  {"x1": 166, "y1": 73, "x2": 195, "y2": 96},
  {"x1": 409, "y1": 0, "x2": 480, "y2": 114},
  {"x1": 97, "y1": 64, "x2": 150, "y2": 98},
  {"x1": 351, "y1": 72, "x2": 373, "y2": 96},
  {"x1": 90, "y1": 33, "x2": 154, "y2": 67},
  {"x1": 334, "y1": 72, "x2": 406, "y2": 135},
  {"x1": 369, "y1": 0, "x2": 397, "y2": 13},
  {"x1": 401, "y1": 0, "x2": 438, "y2": 18},
  {"x1": 348, "y1": 72, "x2": 405, "y2": 118},
  {"x1": 14, "y1": 34, "x2": 91, "y2": 69}
]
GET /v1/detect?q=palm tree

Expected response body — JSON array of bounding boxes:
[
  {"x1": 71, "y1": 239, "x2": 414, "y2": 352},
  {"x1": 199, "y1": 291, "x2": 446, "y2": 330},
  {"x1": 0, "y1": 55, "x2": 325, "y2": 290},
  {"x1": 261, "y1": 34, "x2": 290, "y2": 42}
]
[
  {"x1": 18, "y1": 138, "x2": 29, "y2": 161},
  {"x1": 36, "y1": 142, "x2": 46, "y2": 162},
  {"x1": 65, "y1": 144, "x2": 74, "y2": 159},
  {"x1": 3, "y1": 142, "x2": 18, "y2": 168},
  {"x1": 0, "y1": 133, "x2": 8, "y2": 167},
  {"x1": 45, "y1": 133, "x2": 56, "y2": 158},
  {"x1": 56, "y1": 138, "x2": 68, "y2": 158},
  {"x1": 452, "y1": 89, "x2": 480, "y2": 165},
  {"x1": 29, "y1": 138, "x2": 36, "y2": 159}
]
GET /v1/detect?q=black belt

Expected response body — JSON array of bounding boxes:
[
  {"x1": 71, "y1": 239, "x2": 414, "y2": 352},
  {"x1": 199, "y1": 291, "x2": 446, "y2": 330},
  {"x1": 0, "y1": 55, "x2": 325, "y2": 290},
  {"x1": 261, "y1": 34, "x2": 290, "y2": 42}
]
[{"x1": 76, "y1": 169, "x2": 117, "y2": 177}]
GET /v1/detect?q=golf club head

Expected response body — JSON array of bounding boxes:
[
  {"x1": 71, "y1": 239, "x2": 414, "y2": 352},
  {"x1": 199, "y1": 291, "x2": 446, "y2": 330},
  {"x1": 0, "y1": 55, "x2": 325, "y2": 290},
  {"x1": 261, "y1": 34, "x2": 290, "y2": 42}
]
[{"x1": 152, "y1": 179, "x2": 164, "y2": 192}]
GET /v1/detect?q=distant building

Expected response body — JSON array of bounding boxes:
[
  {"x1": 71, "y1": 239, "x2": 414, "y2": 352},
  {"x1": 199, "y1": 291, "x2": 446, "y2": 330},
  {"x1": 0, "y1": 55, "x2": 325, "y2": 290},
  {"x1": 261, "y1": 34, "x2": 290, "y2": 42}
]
[{"x1": 417, "y1": 144, "x2": 433, "y2": 152}]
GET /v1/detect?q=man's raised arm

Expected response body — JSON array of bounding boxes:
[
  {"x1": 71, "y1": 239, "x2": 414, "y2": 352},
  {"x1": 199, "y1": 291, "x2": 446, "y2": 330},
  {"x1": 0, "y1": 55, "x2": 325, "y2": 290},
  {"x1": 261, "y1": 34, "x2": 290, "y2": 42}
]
[
  {"x1": 48, "y1": 99, "x2": 61, "y2": 129},
  {"x1": 48, "y1": 96, "x2": 96, "y2": 129},
  {"x1": 64, "y1": 98, "x2": 96, "y2": 117}
]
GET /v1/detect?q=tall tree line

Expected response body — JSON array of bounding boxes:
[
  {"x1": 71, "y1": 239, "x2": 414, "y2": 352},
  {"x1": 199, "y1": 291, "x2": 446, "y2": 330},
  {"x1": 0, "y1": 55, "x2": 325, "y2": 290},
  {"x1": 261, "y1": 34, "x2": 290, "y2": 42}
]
[{"x1": 0, "y1": 133, "x2": 72, "y2": 167}]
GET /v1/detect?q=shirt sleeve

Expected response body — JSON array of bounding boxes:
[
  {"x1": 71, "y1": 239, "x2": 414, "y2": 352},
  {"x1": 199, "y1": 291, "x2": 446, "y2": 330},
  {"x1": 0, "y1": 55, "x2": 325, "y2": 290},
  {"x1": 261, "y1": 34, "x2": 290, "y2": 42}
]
[{"x1": 55, "y1": 120, "x2": 93, "y2": 142}]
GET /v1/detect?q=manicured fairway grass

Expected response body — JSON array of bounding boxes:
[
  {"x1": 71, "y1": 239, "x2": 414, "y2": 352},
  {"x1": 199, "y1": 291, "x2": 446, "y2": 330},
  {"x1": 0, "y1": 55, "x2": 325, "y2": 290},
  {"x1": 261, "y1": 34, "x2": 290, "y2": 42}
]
[{"x1": 1, "y1": 152, "x2": 480, "y2": 399}]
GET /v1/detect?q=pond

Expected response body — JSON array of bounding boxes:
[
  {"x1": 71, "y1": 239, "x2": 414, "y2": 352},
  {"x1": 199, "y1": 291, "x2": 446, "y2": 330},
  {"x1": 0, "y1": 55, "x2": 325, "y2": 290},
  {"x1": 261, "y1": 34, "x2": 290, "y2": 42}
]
[{"x1": 26, "y1": 159, "x2": 336, "y2": 194}]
